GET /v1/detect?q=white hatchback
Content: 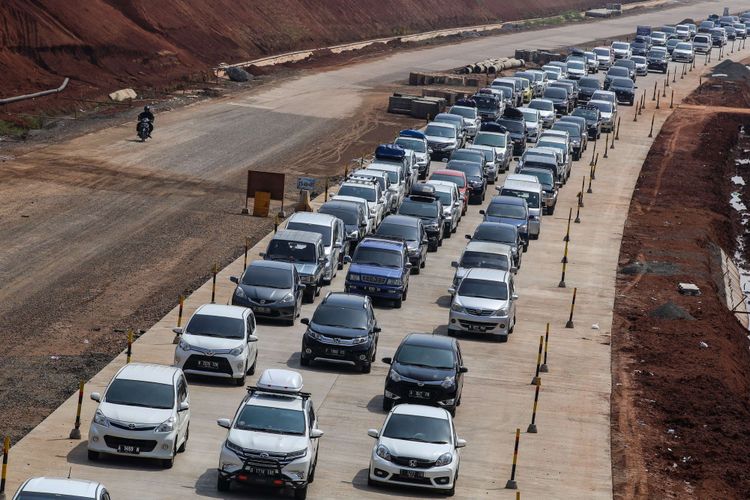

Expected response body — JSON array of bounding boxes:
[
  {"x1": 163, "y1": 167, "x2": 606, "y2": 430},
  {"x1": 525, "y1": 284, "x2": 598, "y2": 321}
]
[
  {"x1": 87, "y1": 363, "x2": 190, "y2": 468},
  {"x1": 13, "y1": 478, "x2": 110, "y2": 500},
  {"x1": 174, "y1": 304, "x2": 259, "y2": 385},
  {"x1": 368, "y1": 404, "x2": 465, "y2": 496}
]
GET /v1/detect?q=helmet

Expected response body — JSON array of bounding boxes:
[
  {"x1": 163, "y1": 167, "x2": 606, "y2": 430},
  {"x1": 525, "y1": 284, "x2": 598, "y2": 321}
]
[{"x1": 144, "y1": 105, "x2": 151, "y2": 112}]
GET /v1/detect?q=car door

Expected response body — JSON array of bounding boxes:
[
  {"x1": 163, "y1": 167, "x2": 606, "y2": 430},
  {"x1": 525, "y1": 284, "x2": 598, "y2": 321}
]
[
  {"x1": 176, "y1": 375, "x2": 190, "y2": 441},
  {"x1": 508, "y1": 276, "x2": 517, "y2": 320},
  {"x1": 307, "y1": 401, "x2": 319, "y2": 460},
  {"x1": 454, "y1": 340, "x2": 465, "y2": 399},
  {"x1": 245, "y1": 311, "x2": 258, "y2": 364},
  {"x1": 331, "y1": 221, "x2": 342, "y2": 272},
  {"x1": 293, "y1": 268, "x2": 304, "y2": 305}
]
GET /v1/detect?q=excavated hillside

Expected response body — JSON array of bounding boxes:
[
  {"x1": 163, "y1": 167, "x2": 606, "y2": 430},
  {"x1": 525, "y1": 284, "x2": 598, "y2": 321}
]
[{"x1": 1, "y1": 0, "x2": 623, "y2": 99}]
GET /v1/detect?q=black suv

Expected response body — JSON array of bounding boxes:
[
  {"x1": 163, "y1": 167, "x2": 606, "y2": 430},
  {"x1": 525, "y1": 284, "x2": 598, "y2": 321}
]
[
  {"x1": 382, "y1": 333, "x2": 468, "y2": 416},
  {"x1": 300, "y1": 292, "x2": 380, "y2": 373},
  {"x1": 609, "y1": 77, "x2": 636, "y2": 105},
  {"x1": 375, "y1": 214, "x2": 428, "y2": 272},
  {"x1": 447, "y1": 160, "x2": 487, "y2": 204},
  {"x1": 497, "y1": 112, "x2": 528, "y2": 156},
  {"x1": 572, "y1": 106, "x2": 602, "y2": 139},
  {"x1": 647, "y1": 49, "x2": 668, "y2": 73},
  {"x1": 577, "y1": 77, "x2": 601, "y2": 102},
  {"x1": 397, "y1": 185, "x2": 445, "y2": 250},
  {"x1": 467, "y1": 221, "x2": 523, "y2": 269}
]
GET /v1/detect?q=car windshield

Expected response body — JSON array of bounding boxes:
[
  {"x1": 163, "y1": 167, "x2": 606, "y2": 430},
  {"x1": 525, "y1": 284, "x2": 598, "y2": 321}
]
[
  {"x1": 473, "y1": 148, "x2": 494, "y2": 162},
  {"x1": 395, "y1": 344, "x2": 455, "y2": 369},
  {"x1": 425, "y1": 125, "x2": 454, "y2": 138},
  {"x1": 544, "y1": 88, "x2": 566, "y2": 99},
  {"x1": 612, "y1": 78, "x2": 634, "y2": 89},
  {"x1": 497, "y1": 119, "x2": 524, "y2": 133},
  {"x1": 266, "y1": 239, "x2": 316, "y2": 263},
  {"x1": 568, "y1": 61, "x2": 584, "y2": 70},
  {"x1": 185, "y1": 314, "x2": 245, "y2": 339},
  {"x1": 382, "y1": 413, "x2": 452, "y2": 444},
  {"x1": 449, "y1": 163, "x2": 483, "y2": 179},
  {"x1": 573, "y1": 108, "x2": 597, "y2": 120},
  {"x1": 521, "y1": 109, "x2": 538, "y2": 122},
  {"x1": 432, "y1": 189, "x2": 452, "y2": 206},
  {"x1": 593, "y1": 48, "x2": 609, "y2": 56},
  {"x1": 235, "y1": 405, "x2": 305, "y2": 435},
  {"x1": 591, "y1": 92, "x2": 614, "y2": 102},
  {"x1": 450, "y1": 106, "x2": 476, "y2": 118},
  {"x1": 589, "y1": 101, "x2": 613, "y2": 113},
  {"x1": 501, "y1": 188, "x2": 540, "y2": 208},
  {"x1": 554, "y1": 123, "x2": 580, "y2": 137},
  {"x1": 105, "y1": 379, "x2": 174, "y2": 409},
  {"x1": 676, "y1": 43, "x2": 692, "y2": 50},
  {"x1": 647, "y1": 50, "x2": 665, "y2": 58},
  {"x1": 631, "y1": 56, "x2": 646, "y2": 64},
  {"x1": 460, "y1": 251, "x2": 509, "y2": 270},
  {"x1": 474, "y1": 224, "x2": 516, "y2": 244},
  {"x1": 474, "y1": 132, "x2": 507, "y2": 147},
  {"x1": 312, "y1": 304, "x2": 368, "y2": 330},
  {"x1": 520, "y1": 170, "x2": 553, "y2": 188},
  {"x1": 529, "y1": 100, "x2": 554, "y2": 111},
  {"x1": 579, "y1": 78, "x2": 600, "y2": 89},
  {"x1": 319, "y1": 206, "x2": 358, "y2": 225},
  {"x1": 15, "y1": 494, "x2": 94, "y2": 500},
  {"x1": 472, "y1": 95, "x2": 498, "y2": 108},
  {"x1": 608, "y1": 67, "x2": 629, "y2": 77},
  {"x1": 353, "y1": 246, "x2": 402, "y2": 268},
  {"x1": 287, "y1": 222, "x2": 332, "y2": 246},
  {"x1": 338, "y1": 184, "x2": 376, "y2": 202},
  {"x1": 458, "y1": 278, "x2": 509, "y2": 300},
  {"x1": 431, "y1": 173, "x2": 465, "y2": 188},
  {"x1": 538, "y1": 141, "x2": 566, "y2": 156},
  {"x1": 395, "y1": 137, "x2": 426, "y2": 153},
  {"x1": 452, "y1": 150, "x2": 483, "y2": 163},
  {"x1": 242, "y1": 266, "x2": 292, "y2": 288},
  {"x1": 376, "y1": 222, "x2": 418, "y2": 241},
  {"x1": 370, "y1": 168, "x2": 399, "y2": 184},
  {"x1": 399, "y1": 199, "x2": 438, "y2": 218},
  {"x1": 487, "y1": 202, "x2": 526, "y2": 219}
]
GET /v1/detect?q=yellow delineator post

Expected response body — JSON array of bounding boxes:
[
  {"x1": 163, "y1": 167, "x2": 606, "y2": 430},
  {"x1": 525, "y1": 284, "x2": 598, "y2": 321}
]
[
  {"x1": 565, "y1": 287, "x2": 578, "y2": 328},
  {"x1": 561, "y1": 231, "x2": 570, "y2": 264},
  {"x1": 603, "y1": 134, "x2": 609, "y2": 158},
  {"x1": 531, "y1": 335, "x2": 544, "y2": 385},
  {"x1": 648, "y1": 113, "x2": 655, "y2": 138},
  {"x1": 563, "y1": 207, "x2": 572, "y2": 242},
  {"x1": 505, "y1": 428, "x2": 521, "y2": 489},
  {"x1": 527, "y1": 380, "x2": 542, "y2": 434},
  {"x1": 173, "y1": 295, "x2": 185, "y2": 344},
  {"x1": 126, "y1": 329, "x2": 133, "y2": 364},
  {"x1": 652, "y1": 80, "x2": 657, "y2": 101},
  {"x1": 69, "y1": 380, "x2": 85, "y2": 439},
  {"x1": 615, "y1": 117, "x2": 621, "y2": 141},
  {"x1": 243, "y1": 238, "x2": 249, "y2": 270},
  {"x1": 540, "y1": 323, "x2": 550, "y2": 372},
  {"x1": 0, "y1": 436, "x2": 9, "y2": 496},
  {"x1": 211, "y1": 263, "x2": 218, "y2": 303}
]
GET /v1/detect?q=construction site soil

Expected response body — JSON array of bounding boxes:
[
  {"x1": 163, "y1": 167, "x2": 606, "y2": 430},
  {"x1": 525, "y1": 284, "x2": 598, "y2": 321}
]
[
  {"x1": 1, "y1": 0, "x2": 630, "y2": 105},
  {"x1": 612, "y1": 64, "x2": 750, "y2": 499}
]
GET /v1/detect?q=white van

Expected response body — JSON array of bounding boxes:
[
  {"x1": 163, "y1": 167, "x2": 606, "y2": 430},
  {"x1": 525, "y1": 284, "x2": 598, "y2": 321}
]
[{"x1": 498, "y1": 179, "x2": 543, "y2": 239}]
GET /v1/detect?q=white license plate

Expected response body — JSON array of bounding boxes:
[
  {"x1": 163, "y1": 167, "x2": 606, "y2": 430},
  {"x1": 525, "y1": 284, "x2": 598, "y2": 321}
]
[
  {"x1": 254, "y1": 306, "x2": 271, "y2": 313},
  {"x1": 408, "y1": 390, "x2": 431, "y2": 399},
  {"x1": 325, "y1": 348, "x2": 346, "y2": 357},
  {"x1": 400, "y1": 469, "x2": 424, "y2": 478},
  {"x1": 117, "y1": 444, "x2": 140, "y2": 454},
  {"x1": 198, "y1": 360, "x2": 219, "y2": 369}
]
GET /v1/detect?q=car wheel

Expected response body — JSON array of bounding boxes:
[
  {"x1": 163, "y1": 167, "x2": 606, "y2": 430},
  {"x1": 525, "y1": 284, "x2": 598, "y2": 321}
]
[
  {"x1": 549, "y1": 205, "x2": 555, "y2": 216},
  {"x1": 420, "y1": 257, "x2": 426, "y2": 269},
  {"x1": 382, "y1": 395, "x2": 394, "y2": 411},
  {"x1": 248, "y1": 352, "x2": 257, "y2": 375},
  {"x1": 445, "y1": 480, "x2": 456, "y2": 497},
  {"x1": 361, "y1": 361, "x2": 372, "y2": 374},
  {"x1": 308, "y1": 455, "x2": 317, "y2": 483},
  {"x1": 394, "y1": 298, "x2": 402, "y2": 309},
  {"x1": 162, "y1": 449, "x2": 175, "y2": 469},
  {"x1": 300, "y1": 354, "x2": 311, "y2": 367},
  {"x1": 412, "y1": 264, "x2": 420, "y2": 275},
  {"x1": 403, "y1": 287, "x2": 408, "y2": 301},
  {"x1": 509, "y1": 316, "x2": 516, "y2": 334},
  {"x1": 178, "y1": 425, "x2": 189, "y2": 453},
  {"x1": 303, "y1": 290, "x2": 314, "y2": 303},
  {"x1": 217, "y1": 476, "x2": 231, "y2": 492},
  {"x1": 87, "y1": 450, "x2": 99, "y2": 461},
  {"x1": 368, "y1": 475, "x2": 378, "y2": 487}
]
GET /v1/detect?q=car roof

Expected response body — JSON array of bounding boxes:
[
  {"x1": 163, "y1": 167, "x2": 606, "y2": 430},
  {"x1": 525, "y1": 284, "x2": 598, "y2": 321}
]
[
  {"x1": 194, "y1": 304, "x2": 248, "y2": 319},
  {"x1": 273, "y1": 229, "x2": 322, "y2": 244},
  {"x1": 465, "y1": 267, "x2": 510, "y2": 282},
  {"x1": 367, "y1": 164, "x2": 401, "y2": 174},
  {"x1": 465, "y1": 240, "x2": 513, "y2": 255},
  {"x1": 341, "y1": 180, "x2": 377, "y2": 190},
  {"x1": 491, "y1": 194, "x2": 528, "y2": 206},
  {"x1": 477, "y1": 221, "x2": 517, "y2": 231},
  {"x1": 432, "y1": 169, "x2": 465, "y2": 178},
  {"x1": 426, "y1": 180, "x2": 456, "y2": 192},
  {"x1": 248, "y1": 392, "x2": 304, "y2": 410},
  {"x1": 333, "y1": 195, "x2": 369, "y2": 206},
  {"x1": 403, "y1": 332, "x2": 455, "y2": 349},
  {"x1": 320, "y1": 200, "x2": 362, "y2": 212},
  {"x1": 322, "y1": 292, "x2": 367, "y2": 309},
  {"x1": 426, "y1": 121, "x2": 455, "y2": 130},
  {"x1": 453, "y1": 148, "x2": 484, "y2": 157},
  {"x1": 502, "y1": 179, "x2": 542, "y2": 192},
  {"x1": 381, "y1": 214, "x2": 420, "y2": 227},
  {"x1": 359, "y1": 237, "x2": 405, "y2": 251},
  {"x1": 288, "y1": 212, "x2": 337, "y2": 226},
  {"x1": 392, "y1": 403, "x2": 450, "y2": 419},
  {"x1": 20, "y1": 478, "x2": 101, "y2": 497},
  {"x1": 507, "y1": 174, "x2": 542, "y2": 185},
  {"x1": 115, "y1": 363, "x2": 179, "y2": 385},
  {"x1": 435, "y1": 113, "x2": 463, "y2": 121}
]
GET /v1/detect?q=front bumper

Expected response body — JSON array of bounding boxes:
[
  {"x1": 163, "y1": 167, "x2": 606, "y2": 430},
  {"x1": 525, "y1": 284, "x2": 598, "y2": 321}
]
[
  {"x1": 448, "y1": 310, "x2": 511, "y2": 336},
  {"x1": 648, "y1": 61, "x2": 668, "y2": 71},
  {"x1": 175, "y1": 349, "x2": 247, "y2": 379},
  {"x1": 302, "y1": 335, "x2": 372, "y2": 366},
  {"x1": 346, "y1": 280, "x2": 405, "y2": 299},
  {"x1": 672, "y1": 53, "x2": 693, "y2": 62},
  {"x1": 384, "y1": 380, "x2": 457, "y2": 408},
  {"x1": 88, "y1": 423, "x2": 177, "y2": 460},
  {"x1": 218, "y1": 444, "x2": 310, "y2": 489},
  {"x1": 369, "y1": 452, "x2": 456, "y2": 491}
]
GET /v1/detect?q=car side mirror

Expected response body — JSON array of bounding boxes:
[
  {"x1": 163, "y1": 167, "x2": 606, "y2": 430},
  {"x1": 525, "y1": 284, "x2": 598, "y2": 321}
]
[
  {"x1": 230, "y1": 276, "x2": 239, "y2": 284},
  {"x1": 298, "y1": 283, "x2": 307, "y2": 289},
  {"x1": 90, "y1": 392, "x2": 101, "y2": 402},
  {"x1": 217, "y1": 418, "x2": 231, "y2": 429},
  {"x1": 344, "y1": 255, "x2": 352, "y2": 264},
  {"x1": 456, "y1": 438, "x2": 467, "y2": 448},
  {"x1": 464, "y1": 234, "x2": 472, "y2": 240},
  {"x1": 368, "y1": 428, "x2": 380, "y2": 438},
  {"x1": 448, "y1": 287, "x2": 456, "y2": 295},
  {"x1": 248, "y1": 335, "x2": 259, "y2": 343},
  {"x1": 428, "y1": 148, "x2": 434, "y2": 154},
  {"x1": 405, "y1": 262, "x2": 413, "y2": 269},
  {"x1": 422, "y1": 238, "x2": 429, "y2": 245},
  {"x1": 381, "y1": 357, "x2": 392, "y2": 365},
  {"x1": 178, "y1": 401, "x2": 190, "y2": 412},
  {"x1": 512, "y1": 293, "x2": 519, "y2": 301},
  {"x1": 301, "y1": 318, "x2": 310, "y2": 325},
  {"x1": 310, "y1": 429, "x2": 324, "y2": 439},
  {"x1": 459, "y1": 366, "x2": 469, "y2": 374},
  {"x1": 479, "y1": 210, "x2": 486, "y2": 215},
  {"x1": 172, "y1": 327, "x2": 183, "y2": 336},
  {"x1": 334, "y1": 243, "x2": 342, "y2": 249},
  {"x1": 451, "y1": 261, "x2": 459, "y2": 268},
  {"x1": 258, "y1": 252, "x2": 266, "y2": 258}
]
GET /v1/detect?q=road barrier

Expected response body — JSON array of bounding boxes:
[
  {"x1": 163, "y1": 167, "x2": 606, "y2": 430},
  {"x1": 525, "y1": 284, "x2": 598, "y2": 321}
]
[
  {"x1": 648, "y1": 113, "x2": 655, "y2": 138},
  {"x1": 656, "y1": 93, "x2": 660, "y2": 109},
  {"x1": 633, "y1": 102, "x2": 638, "y2": 122},
  {"x1": 603, "y1": 134, "x2": 609, "y2": 158},
  {"x1": 324, "y1": 178, "x2": 329, "y2": 202},
  {"x1": 243, "y1": 238, "x2": 249, "y2": 269},
  {"x1": 211, "y1": 263, "x2": 218, "y2": 303},
  {"x1": 531, "y1": 335, "x2": 543, "y2": 385},
  {"x1": 563, "y1": 207, "x2": 572, "y2": 242},
  {"x1": 670, "y1": 89, "x2": 674, "y2": 109},
  {"x1": 0, "y1": 436, "x2": 9, "y2": 496},
  {"x1": 652, "y1": 81, "x2": 657, "y2": 101},
  {"x1": 666, "y1": 70, "x2": 670, "y2": 86},
  {"x1": 505, "y1": 428, "x2": 521, "y2": 489},
  {"x1": 663, "y1": 79, "x2": 667, "y2": 97},
  {"x1": 540, "y1": 323, "x2": 550, "y2": 372},
  {"x1": 589, "y1": 140, "x2": 597, "y2": 166},
  {"x1": 587, "y1": 174, "x2": 593, "y2": 194},
  {"x1": 558, "y1": 247, "x2": 569, "y2": 288},
  {"x1": 527, "y1": 380, "x2": 542, "y2": 434},
  {"x1": 578, "y1": 177, "x2": 585, "y2": 208},
  {"x1": 68, "y1": 380, "x2": 85, "y2": 439},
  {"x1": 639, "y1": 92, "x2": 645, "y2": 114},
  {"x1": 565, "y1": 288, "x2": 578, "y2": 328},
  {"x1": 615, "y1": 118, "x2": 621, "y2": 140},
  {"x1": 681, "y1": 63, "x2": 685, "y2": 79},
  {"x1": 126, "y1": 329, "x2": 133, "y2": 364},
  {"x1": 173, "y1": 295, "x2": 185, "y2": 344},
  {"x1": 672, "y1": 66, "x2": 677, "y2": 83}
]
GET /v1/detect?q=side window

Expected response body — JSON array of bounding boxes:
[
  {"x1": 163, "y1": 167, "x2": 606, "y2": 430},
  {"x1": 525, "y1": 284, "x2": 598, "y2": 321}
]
[
  {"x1": 177, "y1": 377, "x2": 188, "y2": 402},
  {"x1": 308, "y1": 402, "x2": 316, "y2": 430},
  {"x1": 246, "y1": 314, "x2": 256, "y2": 335}
]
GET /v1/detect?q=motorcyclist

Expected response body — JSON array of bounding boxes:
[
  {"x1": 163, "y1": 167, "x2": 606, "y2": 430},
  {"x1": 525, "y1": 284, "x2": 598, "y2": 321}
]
[{"x1": 137, "y1": 105, "x2": 154, "y2": 137}]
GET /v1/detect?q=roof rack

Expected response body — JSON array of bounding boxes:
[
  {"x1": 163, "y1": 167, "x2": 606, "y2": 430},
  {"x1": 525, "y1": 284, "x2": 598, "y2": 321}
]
[{"x1": 247, "y1": 385, "x2": 312, "y2": 399}]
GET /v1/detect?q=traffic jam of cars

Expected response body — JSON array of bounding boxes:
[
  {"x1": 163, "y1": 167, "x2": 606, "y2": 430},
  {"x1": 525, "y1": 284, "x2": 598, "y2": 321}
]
[{"x1": 10, "y1": 10, "x2": 748, "y2": 500}]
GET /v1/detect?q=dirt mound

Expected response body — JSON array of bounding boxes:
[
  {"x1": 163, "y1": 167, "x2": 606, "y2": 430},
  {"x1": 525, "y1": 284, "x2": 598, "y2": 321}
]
[
  {"x1": 0, "y1": 0, "x2": 633, "y2": 107},
  {"x1": 649, "y1": 301, "x2": 695, "y2": 320},
  {"x1": 711, "y1": 59, "x2": 750, "y2": 81}
]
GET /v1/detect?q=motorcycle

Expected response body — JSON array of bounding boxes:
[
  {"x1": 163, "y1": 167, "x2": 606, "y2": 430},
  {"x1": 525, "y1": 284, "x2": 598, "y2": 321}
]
[{"x1": 137, "y1": 118, "x2": 152, "y2": 142}]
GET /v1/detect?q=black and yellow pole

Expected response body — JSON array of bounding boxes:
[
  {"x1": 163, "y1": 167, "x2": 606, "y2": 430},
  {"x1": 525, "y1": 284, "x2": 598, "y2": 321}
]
[
  {"x1": 638, "y1": 93, "x2": 644, "y2": 115},
  {"x1": 615, "y1": 117, "x2": 621, "y2": 141},
  {"x1": 527, "y1": 380, "x2": 542, "y2": 434},
  {"x1": 69, "y1": 380, "x2": 85, "y2": 439},
  {"x1": 603, "y1": 134, "x2": 609, "y2": 158},
  {"x1": 656, "y1": 93, "x2": 660, "y2": 109},
  {"x1": 633, "y1": 101, "x2": 639, "y2": 122},
  {"x1": 0, "y1": 436, "x2": 9, "y2": 496},
  {"x1": 563, "y1": 207, "x2": 572, "y2": 242},
  {"x1": 648, "y1": 113, "x2": 655, "y2": 138},
  {"x1": 589, "y1": 139, "x2": 597, "y2": 166},
  {"x1": 578, "y1": 177, "x2": 585, "y2": 208},
  {"x1": 126, "y1": 329, "x2": 133, "y2": 364},
  {"x1": 173, "y1": 295, "x2": 185, "y2": 344},
  {"x1": 574, "y1": 192, "x2": 582, "y2": 224},
  {"x1": 672, "y1": 66, "x2": 677, "y2": 83},
  {"x1": 540, "y1": 323, "x2": 550, "y2": 373},
  {"x1": 652, "y1": 80, "x2": 657, "y2": 101},
  {"x1": 243, "y1": 238, "x2": 249, "y2": 270},
  {"x1": 609, "y1": 129, "x2": 615, "y2": 150},
  {"x1": 558, "y1": 253, "x2": 568, "y2": 288},
  {"x1": 666, "y1": 69, "x2": 670, "y2": 86},
  {"x1": 662, "y1": 79, "x2": 667, "y2": 97},
  {"x1": 531, "y1": 335, "x2": 543, "y2": 385},
  {"x1": 565, "y1": 287, "x2": 578, "y2": 328},
  {"x1": 670, "y1": 89, "x2": 674, "y2": 109},
  {"x1": 586, "y1": 173, "x2": 593, "y2": 194},
  {"x1": 274, "y1": 212, "x2": 280, "y2": 233},
  {"x1": 211, "y1": 263, "x2": 218, "y2": 303},
  {"x1": 561, "y1": 230, "x2": 570, "y2": 264},
  {"x1": 324, "y1": 177, "x2": 329, "y2": 202},
  {"x1": 505, "y1": 428, "x2": 521, "y2": 489}
]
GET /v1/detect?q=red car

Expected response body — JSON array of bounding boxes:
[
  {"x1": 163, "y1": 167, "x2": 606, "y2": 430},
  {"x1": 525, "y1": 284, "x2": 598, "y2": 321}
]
[{"x1": 429, "y1": 170, "x2": 468, "y2": 215}]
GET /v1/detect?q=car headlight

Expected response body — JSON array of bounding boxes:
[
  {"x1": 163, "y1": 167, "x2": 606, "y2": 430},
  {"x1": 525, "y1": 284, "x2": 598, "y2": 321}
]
[
  {"x1": 387, "y1": 278, "x2": 403, "y2": 286},
  {"x1": 389, "y1": 370, "x2": 402, "y2": 383},
  {"x1": 451, "y1": 303, "x2": 465, "y2": 313},
  {"x1": 156, "y1": 417, "x2": 176, "y2": 433},
  {"x1": 281, "y1": 292, "x2": 296, "y2": 303},
  {"x1": 376, "y1": 444, "x2": 392, "y2": 461},
  {"x1": 495, "y1": 308, "x2": 507, "y2": 316},
  {"x1": 440, "y1": 376, "x2": 455, "y2": 390},
  {"x1": 287, "y1": 448, "x2": 308, "y2": 460},
  {"x1": 93, "y1": 410, "x2": 109, "y2": 428},
  {"x1": 301, "y1": 275, "x2": 315, "y2": 284},
  {"x1": 352, "y1": 335, "x2": 369, "y2": 345},
  {"x1": 307, "y1": 329, "x2": 322, "y2": 341},
  {"x1": 234, "y1": 286, "x2": 247, "y2": 299},
  {"x1": 178, "y1": 338, "x2": 193, "y2": 351},
  {"x1": 348, "y1": 273, "x2": 361, "y2": 282},
  {"x1": 225, "y1": 439, "x2": 243, "y2": 454},
  {"x1": 436, "y1": 452, "x2": 454, "y2": 466},
  {"x1": 229, "y1": 344, "x2": 244, "y2": 356}
]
